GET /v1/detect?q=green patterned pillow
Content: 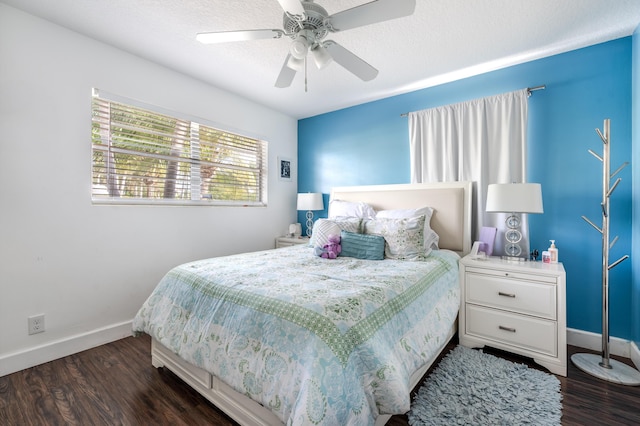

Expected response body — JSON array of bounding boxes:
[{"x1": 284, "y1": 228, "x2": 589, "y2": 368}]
[
  {"x1": 376, "y1": 206, "x2": 439, "y2": 251},
  {"x1": 340, "y1": 231, "x2": 385, "y2": 260},
  {"x1": 364, "y1": 215, "x2": 427, "y2": 260}
]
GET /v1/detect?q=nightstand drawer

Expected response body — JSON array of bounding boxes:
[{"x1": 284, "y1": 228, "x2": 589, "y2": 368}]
[
  {"x1": 466, "y1": 273, "x2": 556, "y2": 319},
  {"x1": 276, "y1": 241, "x2": 296, "y2": 248},
  {"x1": 275, "y1": 236, "x2": 310, "y2": 248},
  {"x1": 466, "y1": 305, "x2": 557, "y2": 357},
  {"x1": 465, "y1": 266, "x2": 557, "y2": 284}
]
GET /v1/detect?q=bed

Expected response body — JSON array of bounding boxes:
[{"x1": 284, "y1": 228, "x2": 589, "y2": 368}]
[{"x1": 132, "y1": 181, "x2": 472, "y2": 425}]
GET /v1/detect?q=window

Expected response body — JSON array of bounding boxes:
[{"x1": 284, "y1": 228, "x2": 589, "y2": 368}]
[{"x1": 91, "y1": 90, "x2": 267, "y2": 206}]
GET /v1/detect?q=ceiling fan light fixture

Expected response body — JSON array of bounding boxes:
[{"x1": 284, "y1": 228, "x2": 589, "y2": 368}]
[
  {"x1": 290, "y1": 35, "x2": 310, "y2": 59},
  {"x1": 311, "y1": 44, "x2": 332, "y2": 69},
  {"x1": 287, "y1": 54, "x2": 305, "y2": 71}
]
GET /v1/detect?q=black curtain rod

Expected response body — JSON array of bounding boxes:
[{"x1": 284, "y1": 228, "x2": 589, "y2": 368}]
[{"x1": 400, "y1": 85, "x2": 546, "y2": 117}]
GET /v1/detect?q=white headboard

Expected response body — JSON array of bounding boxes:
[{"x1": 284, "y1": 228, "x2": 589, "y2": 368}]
[{"x1": 329, "y1": 181, "x2": 473, "y2": 256}]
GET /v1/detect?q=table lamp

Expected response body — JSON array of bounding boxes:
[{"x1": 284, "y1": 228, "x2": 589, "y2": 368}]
[
  {"x1": 486, "y1": 183, "x2": 543, "y2": 259},
  {"x1": 297, "y1": 193, "x2": 324, "y2": 237}
]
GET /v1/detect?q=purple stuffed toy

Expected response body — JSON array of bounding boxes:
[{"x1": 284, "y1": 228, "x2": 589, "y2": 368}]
[{"x1": 314, "y1": 234, "x2": 342, "y2": 259}]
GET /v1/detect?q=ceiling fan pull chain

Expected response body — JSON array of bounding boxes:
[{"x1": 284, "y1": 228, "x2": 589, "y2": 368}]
[{"x1": 304, "y1": 56, "x2": 308, "y2": 93}]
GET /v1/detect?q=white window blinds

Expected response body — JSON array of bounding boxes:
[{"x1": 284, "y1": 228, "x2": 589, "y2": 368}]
[{"x1": 91, "y1": 91, "x2": 267, "y2": 206}]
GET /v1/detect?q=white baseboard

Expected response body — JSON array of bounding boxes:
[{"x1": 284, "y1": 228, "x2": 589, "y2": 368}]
[
  {"x1": 3, "y1": 324, "x2": 638, "y2": 377},
  {"x1": 0, "y1": 321, "x2": 133, "y2": 377},
  {"x1": 567, "y1": 327, "x2": 635, "y2": 359}
]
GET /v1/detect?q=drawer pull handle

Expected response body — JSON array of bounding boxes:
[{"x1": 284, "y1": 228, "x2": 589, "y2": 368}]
[
  {"x1": 499, "y1": 325, "x2": 516, "y2": 333},
  {"x1": 498, "y1": 291, "x2": 516, "y2": 298}
]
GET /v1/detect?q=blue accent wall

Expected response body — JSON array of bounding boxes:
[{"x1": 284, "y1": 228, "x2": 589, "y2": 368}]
[{"x1": 299, "y1": 38, "x2": 635, "y2": 340}]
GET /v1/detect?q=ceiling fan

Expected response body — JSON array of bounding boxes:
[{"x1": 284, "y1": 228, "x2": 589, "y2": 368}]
[{"x1": 196, "y1": 0, "x2": 416, "y2": 89}]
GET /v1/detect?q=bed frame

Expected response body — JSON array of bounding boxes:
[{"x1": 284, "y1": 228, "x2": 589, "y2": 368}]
[{"x1": 151, "y1": 181, "x2": 473, "y2": 425}]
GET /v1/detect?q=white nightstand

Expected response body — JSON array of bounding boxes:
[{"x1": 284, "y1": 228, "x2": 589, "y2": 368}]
[
  {"x1": 275, "y1": 236, "x2": 310, "y2": 248},
  {"x1": 458, "y1": 255, "x2": 567, "y2": 376}
]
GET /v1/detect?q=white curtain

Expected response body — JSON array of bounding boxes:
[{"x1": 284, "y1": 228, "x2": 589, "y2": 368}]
[{"x1": 409, "y1": 89, "x2": 529, "y2": 256}]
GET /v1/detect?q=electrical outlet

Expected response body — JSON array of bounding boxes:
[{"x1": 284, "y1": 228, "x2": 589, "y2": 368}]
[{"x1": 28, "y1": 314, "x2": 45, "y2": 335}]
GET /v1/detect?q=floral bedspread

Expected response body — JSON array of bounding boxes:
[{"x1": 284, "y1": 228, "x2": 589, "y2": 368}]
[{"x1": 132, "y1": 245, "x2": 460, "y2": 425}]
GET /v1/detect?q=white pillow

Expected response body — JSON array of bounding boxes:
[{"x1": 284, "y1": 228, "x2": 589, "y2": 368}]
[
  {"x1": 364, "y1": 215, "x2": 428, "y2": 260},
  {"x1": 310, "y1": 217, "x2": 361, "y2": 248},
  {"x1": 376, "y1": 206, "x2": 439, "y2": 251},
  {"x1": 328, "y1": 200, "x2": 376, "y2": 219}
]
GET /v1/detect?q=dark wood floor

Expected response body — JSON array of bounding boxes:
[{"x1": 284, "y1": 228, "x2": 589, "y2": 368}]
[{"x1": 1, "y1": 334, "x2": 639, "y2": 425}]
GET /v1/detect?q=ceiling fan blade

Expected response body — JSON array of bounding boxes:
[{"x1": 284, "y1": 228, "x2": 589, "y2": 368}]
[
  {"x1": 324, "y1": 41, "x2": 378, "y2": 81},
  {"x1": 196, "y1": 29, "x2": 284, "y2": 44},
  {"x1": 275, "y1": 54, "x2": 297, "y2": 88},
  {"x1": 276, "y1": 0, "x2": 305, "y2": 18},
  {"x1": 328, "y1": 0, "x2": 416, "y2": 31}
]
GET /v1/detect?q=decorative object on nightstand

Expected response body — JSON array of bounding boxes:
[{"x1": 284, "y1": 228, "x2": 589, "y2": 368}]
[
  {"x1": 297, "y1": 192, "x2": 324, "y2": 237},
  {"x1": 571, "y1": 119, "x2": 639, "y2": 386},
  {"x1": 478, "y1": 226, "x2": 497, "y2": 256},
  {"x1": 486, "y1": 183, "x2": 544, "y2": 260},
  {"x1": 288, "y1": 223, "x2": 302, "y2": 237},
  {"x1": 458, "y1": 255, "x2": 567, "y2": 376}
]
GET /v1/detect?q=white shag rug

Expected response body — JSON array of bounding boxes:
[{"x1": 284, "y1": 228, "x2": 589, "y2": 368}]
[{"x1": 408, "y1": 345, "x2": 562, "y2": 425}]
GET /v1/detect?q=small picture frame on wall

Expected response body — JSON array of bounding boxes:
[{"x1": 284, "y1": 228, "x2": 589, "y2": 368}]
[{"x1": 278, "y1": 156, "x2": 292, "y2": 181}]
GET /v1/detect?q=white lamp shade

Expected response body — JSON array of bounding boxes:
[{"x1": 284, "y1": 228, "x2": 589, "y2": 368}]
[
  {"x1": 297, "y1": 193, "x2": 324, "y2": 211},
  {"x1": 486, "y1": 183, "x2": 544, "y2": 213}
]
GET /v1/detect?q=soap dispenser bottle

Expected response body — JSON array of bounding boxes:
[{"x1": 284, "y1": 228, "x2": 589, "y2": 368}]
[{"x1": 548, "y1": 240, "x2": 558, "y2": 263}]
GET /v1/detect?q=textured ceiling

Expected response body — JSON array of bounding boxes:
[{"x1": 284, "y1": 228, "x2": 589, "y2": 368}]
[{"x1": 3, "y1": 0, "x2": 640, "y2": 119}]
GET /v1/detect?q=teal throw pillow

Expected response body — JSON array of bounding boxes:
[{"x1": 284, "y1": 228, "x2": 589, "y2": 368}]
[{"x1": 340, "y1": 231, "x2": 385, "y2": 260}]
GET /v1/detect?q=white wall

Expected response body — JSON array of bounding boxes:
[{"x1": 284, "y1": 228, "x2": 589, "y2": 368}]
[{"x1": 0, "y1": 4, "x2": 299, "y2": 375}]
